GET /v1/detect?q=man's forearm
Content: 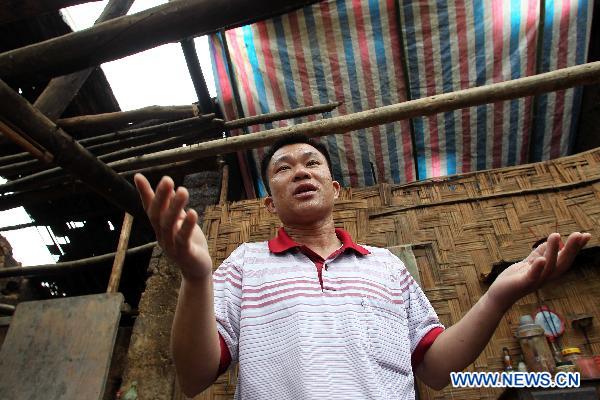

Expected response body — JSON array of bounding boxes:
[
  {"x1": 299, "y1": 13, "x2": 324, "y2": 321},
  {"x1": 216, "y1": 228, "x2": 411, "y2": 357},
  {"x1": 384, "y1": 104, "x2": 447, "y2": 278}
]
[
  {"x1": 171, "y1": 275, "x2": 221, "y2": 397},
  {"x1": 416, "y1": 292, "x2": 508, "y2": 390}
]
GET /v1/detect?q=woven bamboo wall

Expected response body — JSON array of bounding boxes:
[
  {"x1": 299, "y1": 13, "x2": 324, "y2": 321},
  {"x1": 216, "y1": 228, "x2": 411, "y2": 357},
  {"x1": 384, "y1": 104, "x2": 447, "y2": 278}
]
[{"x1": 194, "y1": 148, "x2": 600, "y2": 400}]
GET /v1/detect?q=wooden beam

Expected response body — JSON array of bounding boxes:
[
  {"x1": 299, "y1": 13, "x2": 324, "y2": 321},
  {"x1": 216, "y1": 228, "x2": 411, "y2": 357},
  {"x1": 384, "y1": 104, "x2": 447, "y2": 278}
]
[
  {"x1": 0, "y1": 120, "x2": 53, "y2": 163},
  {"x1": 0, "y1": 242, "x2": 157, "y2": 279},
  {"x1": 1, "y1": 102, "x2": 335, "y2": 167},
  {"x1": 57, "y1": 104, "x2": 201, "y2": 135},
  {"x1": 106, "y1": 213, "x2": 133, "y2": 293},
  {"x1": 180, "y1": 37, "x2": 213, "y2": 113},
  {"x1": 0, "y1": 0, "x2": 320, "y2": 82},
  {"x1": 0, "y1": 79, "x2": 144, "y2": 216},
  {"x1": 33, "y1": 0, "x2": 135, "y2": 121},
  {"x1": 0, "y1": 119, "x2": 223, "y2": 194},
  {"x1": 107, "y1": 61, "x2": 600, "y2": 171},
  {"x1": 0, "y1": 0, "x2": 100, "y2": 25},
  {"x1": 223, "y1": 101, "x2": 340, "y2": 130}
]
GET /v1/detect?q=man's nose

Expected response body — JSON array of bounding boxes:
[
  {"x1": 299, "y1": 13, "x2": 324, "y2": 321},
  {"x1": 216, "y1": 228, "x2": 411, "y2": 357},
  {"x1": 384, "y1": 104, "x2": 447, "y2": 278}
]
[{"x1": 292, "y1": 166, "x2": 310, "y2": 181}]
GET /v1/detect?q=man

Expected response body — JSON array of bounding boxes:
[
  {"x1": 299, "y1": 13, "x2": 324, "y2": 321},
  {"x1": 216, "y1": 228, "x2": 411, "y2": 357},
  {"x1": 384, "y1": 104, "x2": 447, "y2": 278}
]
[{"x1": 134, "y1": 135, "x2": 591, "y2": 399}]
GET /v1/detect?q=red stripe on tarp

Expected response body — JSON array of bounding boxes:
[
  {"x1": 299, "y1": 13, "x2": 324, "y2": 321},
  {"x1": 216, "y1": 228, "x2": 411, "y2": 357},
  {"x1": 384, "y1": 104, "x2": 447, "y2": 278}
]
[
  {"x1": 352, "y1": 0, "x2": 385, "y2": 183},
  {"x1": 257, "y1": 21, "x2": 286, "y2": 114},
  {"x1": 213, "y1": 36, "x2": 238, "y2": 124},
  {"x1": 455, "y1": 0, "x2": 472, "y2": 173},
  {"x1": 491, "y1": 0, "x2": 505, "y2": 169},
  {"x1": 320, "y1": 0, "x2": 359, "y2": 187},
  {"x1": 227, "y1": 30, "x2": 258, "y2": 117},
  {"x1": 385, "y1": 0, "x2": 414, "y2": 182},
  {"x1": 419, "y1": 1, "x2": 441, "y2": 177},
  {"x1": 521, "y1": 0, "x2": 539, "y2": 163},
  {"x1": 550, "y1": 0, "x2": 571, "y2": 158},
  {"x1": 287, "y1": 12, "x2": 316, "y2": 120}
]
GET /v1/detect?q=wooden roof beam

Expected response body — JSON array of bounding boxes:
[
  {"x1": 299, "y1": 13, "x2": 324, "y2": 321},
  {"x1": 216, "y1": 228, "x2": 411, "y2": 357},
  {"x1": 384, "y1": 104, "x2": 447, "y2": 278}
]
[
  {"x1": 0, "y1": 79, "x2": 144, "y2": 216},
  {"x1": 0, "y1": 0, "x2": 320, "y2": 82}
]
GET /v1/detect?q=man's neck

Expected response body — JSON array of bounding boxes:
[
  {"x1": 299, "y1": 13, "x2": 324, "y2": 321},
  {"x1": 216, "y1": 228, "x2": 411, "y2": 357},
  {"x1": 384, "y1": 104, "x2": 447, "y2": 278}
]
[{"x1": 283, "y1": 219, "x2": 342, "y2": 259}]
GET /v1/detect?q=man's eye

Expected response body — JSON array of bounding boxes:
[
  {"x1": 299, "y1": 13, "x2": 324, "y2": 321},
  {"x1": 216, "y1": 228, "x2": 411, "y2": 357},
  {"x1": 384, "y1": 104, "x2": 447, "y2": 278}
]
[
  {"x1": 307, "y1": 160, "x2": 320, "y2": 166},
  {"x1": 276, "y1": 165, "x2": 290, "y2": 173}
]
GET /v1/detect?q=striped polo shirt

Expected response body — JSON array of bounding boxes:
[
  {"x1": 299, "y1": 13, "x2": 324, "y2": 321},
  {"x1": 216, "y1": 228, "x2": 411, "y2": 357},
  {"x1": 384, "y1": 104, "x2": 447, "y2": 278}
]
[{"x1": 213, "y1": 228, "x2": 444, "y2": 400}]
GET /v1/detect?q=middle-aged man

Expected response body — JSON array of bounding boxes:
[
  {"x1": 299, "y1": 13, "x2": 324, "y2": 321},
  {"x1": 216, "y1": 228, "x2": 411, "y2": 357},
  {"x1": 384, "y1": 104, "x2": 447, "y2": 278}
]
[{"x1": 134, "y1": 134, "x2": 591, "y2": 400}]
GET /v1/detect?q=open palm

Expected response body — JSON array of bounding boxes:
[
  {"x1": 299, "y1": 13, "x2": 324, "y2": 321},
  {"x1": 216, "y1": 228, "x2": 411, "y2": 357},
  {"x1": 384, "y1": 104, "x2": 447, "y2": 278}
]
[{"x1": 487, "y1": 232, "x2": 591, "y2": 310}]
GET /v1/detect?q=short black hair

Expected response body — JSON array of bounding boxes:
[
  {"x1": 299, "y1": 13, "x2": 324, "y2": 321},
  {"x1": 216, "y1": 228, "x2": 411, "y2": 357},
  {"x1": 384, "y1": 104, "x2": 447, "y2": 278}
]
[{"x1": 260, "y1": 134, "x2": 333, "y2": 195}]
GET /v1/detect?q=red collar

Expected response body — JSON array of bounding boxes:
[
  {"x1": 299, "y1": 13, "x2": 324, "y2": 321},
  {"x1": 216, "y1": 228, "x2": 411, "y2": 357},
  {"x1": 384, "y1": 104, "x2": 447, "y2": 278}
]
[{"x1": 268, "y1": 227, "x2": 370, "y2": 256}]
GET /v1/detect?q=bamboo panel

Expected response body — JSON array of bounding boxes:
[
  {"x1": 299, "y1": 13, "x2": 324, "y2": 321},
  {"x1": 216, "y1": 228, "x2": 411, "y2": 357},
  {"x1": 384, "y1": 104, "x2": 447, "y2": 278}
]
[{"x1": 194, "y1": 148, "x2": 600, "y2": 400}]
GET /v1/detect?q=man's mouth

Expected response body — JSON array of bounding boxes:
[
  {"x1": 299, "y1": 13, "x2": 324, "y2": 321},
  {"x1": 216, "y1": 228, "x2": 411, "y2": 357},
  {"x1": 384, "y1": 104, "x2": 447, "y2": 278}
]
[{"x1": 293, "y1": 183, "x2": 318, "y2": 196}]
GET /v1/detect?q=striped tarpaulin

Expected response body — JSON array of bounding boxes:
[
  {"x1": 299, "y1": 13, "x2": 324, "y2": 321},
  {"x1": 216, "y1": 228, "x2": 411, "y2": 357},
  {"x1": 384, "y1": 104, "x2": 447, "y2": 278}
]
[{"x1": 209, "y1": 0, "x2": 593, "y2": 188}]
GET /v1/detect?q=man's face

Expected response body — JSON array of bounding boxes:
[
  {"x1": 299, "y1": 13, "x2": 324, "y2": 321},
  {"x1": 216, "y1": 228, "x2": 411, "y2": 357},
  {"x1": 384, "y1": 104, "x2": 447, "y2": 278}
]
[{"x1": 264, "y1": 143, "x2": 340, "y2": 225}]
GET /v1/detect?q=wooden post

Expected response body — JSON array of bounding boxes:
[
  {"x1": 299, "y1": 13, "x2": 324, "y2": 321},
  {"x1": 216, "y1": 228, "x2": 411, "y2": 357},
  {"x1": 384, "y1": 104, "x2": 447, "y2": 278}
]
[
  {"x1": 107, "y1": 61, "x2": 600, "y2": 171},
  {"x1": 0, "y1": 78, "x2": 144, "y2": 217},
  {"x1": 0, "y1": 0, "x2": 321, "y2": 82},
  {"x1": 218, "y1": 157, "x2": 229, "y2": 204},
  {"x1": 107, "y1": 213, "x2": 134, "y2": 293},
  {"x1": 33, "y1": 0, "x2": 135, "y2": 121}
]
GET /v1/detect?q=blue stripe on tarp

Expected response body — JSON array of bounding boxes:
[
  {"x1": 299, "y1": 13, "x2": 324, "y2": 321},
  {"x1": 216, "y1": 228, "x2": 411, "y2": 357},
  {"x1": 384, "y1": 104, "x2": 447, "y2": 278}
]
[
  {"x1": 336, "y1": 0, "x2": 373, "y2": 185},
  {"x1": 272, "y1": 16, "x2": 300, "y2": 119},
  {"x1": 507, "y1": 0, "x2": 522, "y2": 166},
  {"x1": 436, "y1": 0, "x2": 456, "y2": 175},
  {"x1": 401, "y1": 1, "x2": 427, "y2": 179},
  {"x1": 368, "y1": 0, "x2": 401, "y2": 182},
  {"x1": 242, "y1": 25, "x2": 273, "y2": 130},
  {"x1": 473, "y1": 0, "x2": 488, "y2": 170},
  {"x1": 303, "y1": 6, "x2": 344, "y2": 183},
  {"x1": 532, "y1": 0, "x2": 555, "y2": 162},
  {"x1": 568, "y1": 0, "x2": 589, "y2": 153}
]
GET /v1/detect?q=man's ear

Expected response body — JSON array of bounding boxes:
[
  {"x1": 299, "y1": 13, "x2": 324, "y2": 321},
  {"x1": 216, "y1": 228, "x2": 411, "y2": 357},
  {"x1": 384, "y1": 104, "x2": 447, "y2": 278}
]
[
  {"x1": 332, "y1": 180, "x2": 341, "y2": 200},
  {"x1": 264, "y1": 196, "x2": 277, "y2": 214}
]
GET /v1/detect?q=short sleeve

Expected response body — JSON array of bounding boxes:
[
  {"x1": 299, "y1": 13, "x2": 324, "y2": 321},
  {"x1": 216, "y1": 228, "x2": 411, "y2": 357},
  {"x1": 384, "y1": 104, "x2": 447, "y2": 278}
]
[
  {"x1": 385, "y1": 250, "x2": 444, "y2": 367},
  {"x1": 213, "y1": 244, "x2": 244, "y2": 364}
]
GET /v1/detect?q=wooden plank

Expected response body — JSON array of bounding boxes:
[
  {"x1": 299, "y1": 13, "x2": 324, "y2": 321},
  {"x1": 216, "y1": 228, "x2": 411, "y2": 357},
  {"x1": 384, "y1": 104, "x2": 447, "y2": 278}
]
[{"x1": 0, "y1": 293, "x2": 124, "y2": 400}]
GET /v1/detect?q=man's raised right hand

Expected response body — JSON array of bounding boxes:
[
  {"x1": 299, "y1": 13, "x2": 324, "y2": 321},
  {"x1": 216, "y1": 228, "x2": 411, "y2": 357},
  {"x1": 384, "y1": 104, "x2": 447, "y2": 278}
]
[{"x1": 134, "y1": 173, "x2": 213, "y2": 281}]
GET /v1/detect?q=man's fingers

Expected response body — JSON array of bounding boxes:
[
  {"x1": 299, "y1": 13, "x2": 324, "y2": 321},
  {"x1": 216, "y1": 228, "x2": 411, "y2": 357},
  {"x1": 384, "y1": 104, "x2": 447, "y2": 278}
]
[
  {"x1": 175, "y1": 209, "x2": 198, "y2": 249},
  {"x1": 133, "y1": 173, "x2": 154, "y2": 211},
  {"x1": 555, "y1": 232, "x2": 590, "y2": 275},
  {"x1": 527, "y1": 256, "x2": 546, "y2": 283},
  {"x1": 161, "y1": 187, "x2": 189, "y2": 246},
  {"x1": 540, "y1": 233, "x2": 559, "y2": 281},
  {"x1": 148, "y1": 177, "x2": 175, "y2": 225}
]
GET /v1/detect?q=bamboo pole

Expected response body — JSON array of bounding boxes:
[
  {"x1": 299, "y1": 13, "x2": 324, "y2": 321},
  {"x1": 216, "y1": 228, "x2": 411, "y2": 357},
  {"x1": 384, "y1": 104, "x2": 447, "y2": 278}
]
[
  {"x1": 56, "y1": 104, "x2": 200, "y2": 135},
  {"x1": 106, "y1": 213, "x2": 134, "y2": 293},
  {"x1": 0, "y1": 79, "x2": 144, "y2": 217},
  {"x1": 0, "y1": 120, "x2": 223, "y2": 194},
  {"x1": 0, "y1": 242, "x2": 157, "y2": 279},
  {"x1": 218, "y1": 158, "x2": 229, "y2": 205},
  {"x1": 108, "y1": 61, "x2": 600, "y2": 171},
  {"x1": 33, "y1": 0, "x2": 134, "y2": 121},
  {"x1": 0, "y1": 120, "x2": 53, "y2": 163},
  {"x1": 0, "y1": 0, "x2": 100, "y2": 25},
  {"x1": 180, "y1": 37, "x2": 213, "y2": 113},
  {"x1": 0, "y1": 0, "x2": 320, "y2": 82},
  {"x1": 0, "y1": 102, "x2": 336, "y2": 168}
]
